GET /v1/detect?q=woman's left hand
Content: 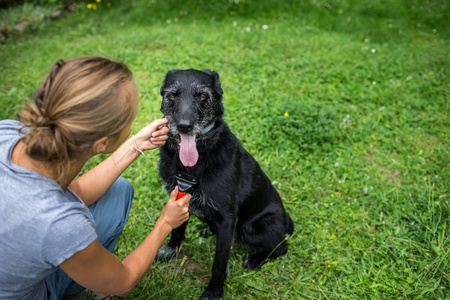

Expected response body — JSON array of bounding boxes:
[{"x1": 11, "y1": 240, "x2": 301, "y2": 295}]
[{"x1": 135, "y1": 118, "x2": 170, "y2": 151}]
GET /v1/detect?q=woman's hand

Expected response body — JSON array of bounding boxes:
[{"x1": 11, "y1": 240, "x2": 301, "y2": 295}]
[
  {"x1": 59, "y1": 187, "x2": 191, "y2": 297},
  {"x1": 158, "y1": 187, "x2": 191, "y2": 230},
  {"x1": 135, "y1": 118, "x2": 170, "y2": 151}
]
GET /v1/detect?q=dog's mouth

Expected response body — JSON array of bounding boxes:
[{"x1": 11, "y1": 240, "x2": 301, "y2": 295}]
[
  {"x1": 179, "y1": 134, "x2": 199, "y2": 167},
  {"x1": 165, "y1": 117, "x2": 215, "y2": 168}
]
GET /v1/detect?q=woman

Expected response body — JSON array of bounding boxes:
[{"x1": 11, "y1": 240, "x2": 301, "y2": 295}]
[{"x1": 0, "y1": 57, "x2": 191, "y2": 299}]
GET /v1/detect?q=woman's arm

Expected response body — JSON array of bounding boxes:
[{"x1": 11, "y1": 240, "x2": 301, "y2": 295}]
[
  {"x1": 59, "y1": 188, "x2": 190, "y2": 296},
  {"x1": 70, "y1": 118, "x2": 169, "y2": 207}
]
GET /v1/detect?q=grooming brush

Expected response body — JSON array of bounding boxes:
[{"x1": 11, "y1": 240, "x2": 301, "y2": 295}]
[{"x1": 175, "y1": 173, "x2": 198, "y2": 199}]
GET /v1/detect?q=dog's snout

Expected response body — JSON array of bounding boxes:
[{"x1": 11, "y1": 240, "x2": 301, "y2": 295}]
[{"x1": 177, "y1": 119, "x2": 194, "y2": 133}]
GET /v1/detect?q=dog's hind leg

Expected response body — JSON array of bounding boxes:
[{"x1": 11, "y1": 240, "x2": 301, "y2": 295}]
[
  {"x1": 200, "y1": 218, "x2": 235, "y2": 300},
  {"x1": 243, "y1": 238, "x2": 288, "y2": 269},
  {"x1": 240, "y1": 215, "x2": 290, "y2": 269},
  {"x1": 156, "y1": 220, "x2": 188, "y2": 262}
]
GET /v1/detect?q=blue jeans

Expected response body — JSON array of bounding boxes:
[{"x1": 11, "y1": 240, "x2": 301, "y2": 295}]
[{"x1": 45, "y1": 177, "x2": 134, "y2": 300}]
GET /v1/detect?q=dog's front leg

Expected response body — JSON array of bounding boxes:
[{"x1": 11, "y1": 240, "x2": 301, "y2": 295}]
[
  {"x1": 156, "y1": 220, "x2": 188, "y2": 262},
  {"x1": 200, "y1": 218, "x2": 234, "y2": 300}
]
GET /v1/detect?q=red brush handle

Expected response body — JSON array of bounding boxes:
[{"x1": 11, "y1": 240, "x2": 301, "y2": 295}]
[{"x1": 176, "y1": 191, "x2": 186, "y2": 200}]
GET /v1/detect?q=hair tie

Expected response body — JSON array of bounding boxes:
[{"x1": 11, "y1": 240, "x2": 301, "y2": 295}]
[{"x1": 35, "y1": 115, "x2": 51, "y2": 128}]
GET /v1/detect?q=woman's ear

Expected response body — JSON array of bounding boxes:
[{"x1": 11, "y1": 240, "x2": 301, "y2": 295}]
[{"x1": 93, "y1": 137, "x2": 109, "y2": 154}]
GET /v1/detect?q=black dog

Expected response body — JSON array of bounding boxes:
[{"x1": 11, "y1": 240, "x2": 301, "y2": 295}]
[{"x1": 157, "y1": 69, "x2": 294, "y2": 300}]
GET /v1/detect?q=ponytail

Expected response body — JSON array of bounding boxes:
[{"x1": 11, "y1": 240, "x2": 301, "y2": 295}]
[{"x1": 17, "y1": 57, "x2": 137, "y2": 186}]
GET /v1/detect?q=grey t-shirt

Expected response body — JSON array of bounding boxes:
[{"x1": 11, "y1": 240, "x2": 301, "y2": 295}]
[{"x1": 0, "y1": 120, "x2": 97, "y2": 299}]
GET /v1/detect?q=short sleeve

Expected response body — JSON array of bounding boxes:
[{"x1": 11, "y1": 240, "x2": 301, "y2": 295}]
[{"x1": 41, "y1": 204, "x2": 98, "y2": 267}]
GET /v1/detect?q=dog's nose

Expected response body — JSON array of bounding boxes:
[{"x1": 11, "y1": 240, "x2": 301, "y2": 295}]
[{"x1": 177, "y1": 119, "x2": 194, "y2": 133}]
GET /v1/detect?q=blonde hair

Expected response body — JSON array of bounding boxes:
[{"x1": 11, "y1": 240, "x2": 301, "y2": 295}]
[{"x1": 18, "y1": 57, "x2": 137, "y2": 185}]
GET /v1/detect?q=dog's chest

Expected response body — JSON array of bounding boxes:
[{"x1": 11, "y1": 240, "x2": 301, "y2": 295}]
[{"x1": 189, "y1": 193, "x2": 218, "y2": 223}]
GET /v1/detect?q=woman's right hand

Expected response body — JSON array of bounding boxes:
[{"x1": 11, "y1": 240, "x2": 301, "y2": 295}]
[
  {"x1": 158, "y1": 186, "x2": 190, "y2": 230},
  {"x1": 60, "y1": 188, "x2": 191, "y2": 298}
]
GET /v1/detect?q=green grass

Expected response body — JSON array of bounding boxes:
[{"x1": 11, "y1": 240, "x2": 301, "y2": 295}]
[{"x1": 1, "y1": 0, "x2": 449, "y2": 299}]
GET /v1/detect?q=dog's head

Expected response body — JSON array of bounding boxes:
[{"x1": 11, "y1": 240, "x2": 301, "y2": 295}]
[{"x1": 160, "y1": 69, "x2": 224, "y2": 167}]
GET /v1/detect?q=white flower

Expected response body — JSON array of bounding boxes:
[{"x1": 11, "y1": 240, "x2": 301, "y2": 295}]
[
  {"x1": 371, "y1": 49, "x2": 376, "y2": 53},
  {"x1": 271, "y1": 180, "x2": 281, "y2": 188},
  {"x1": 339, "y1": 114, "x2": 352, "y2": 129},
  {"x1": 262, "y1": 25, "x2": 269, "y2": 30}
]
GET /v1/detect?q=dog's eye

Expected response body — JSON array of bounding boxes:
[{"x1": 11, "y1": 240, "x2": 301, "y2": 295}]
[
  {"x1": 199, "y1": 94, "x2": 208, "y2": 100},
  {"x1": 167, "y1": 94, "x2": 176, "y2": 100}
]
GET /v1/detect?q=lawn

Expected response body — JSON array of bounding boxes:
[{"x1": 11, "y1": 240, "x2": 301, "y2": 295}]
[{"x1": 0, "y1": 0, "x2": 448, "y2": 299}]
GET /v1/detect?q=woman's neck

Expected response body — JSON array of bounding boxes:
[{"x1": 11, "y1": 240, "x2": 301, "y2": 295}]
[{"x1": 11, "y1": 140, "x2": 88, "y2": 191}]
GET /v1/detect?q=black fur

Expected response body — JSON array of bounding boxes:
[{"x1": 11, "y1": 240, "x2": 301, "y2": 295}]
[{"x1": 157, "y1": 69, "x2": 294, "y2": 300}]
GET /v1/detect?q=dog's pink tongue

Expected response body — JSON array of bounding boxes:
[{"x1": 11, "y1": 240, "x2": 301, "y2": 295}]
[{"x1": 179, "y1": 134, "x2": 199, "y2": 167}]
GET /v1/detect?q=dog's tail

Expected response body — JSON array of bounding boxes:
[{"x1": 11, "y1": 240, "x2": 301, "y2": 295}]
[{"x1": 285, "y1": 213, "x2": 294, "y2": 235}]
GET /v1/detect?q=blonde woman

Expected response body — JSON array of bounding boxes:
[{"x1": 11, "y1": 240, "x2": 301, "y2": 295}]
[{"x1": 0, "y1": 57, "x2": 191, "y2": 299}]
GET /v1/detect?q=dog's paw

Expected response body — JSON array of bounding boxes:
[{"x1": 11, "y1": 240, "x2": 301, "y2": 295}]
[
  {"x1": 155, "y1": 245, "x2": 176, "y2": 262},
  {"x1": 199, "y1": 287, "x2": 223, "y2": 300}
]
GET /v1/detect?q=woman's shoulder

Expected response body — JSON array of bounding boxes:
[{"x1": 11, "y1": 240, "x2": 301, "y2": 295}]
[
  {"x1": 0, "y1": 120, "x2": 25, "y2": 169},
  {"x1": 0, "y1": 119, "x2": 26, "y2": 140},
  {"x1": 0, "y1": 119, "x2": 22, "y2": 129}
]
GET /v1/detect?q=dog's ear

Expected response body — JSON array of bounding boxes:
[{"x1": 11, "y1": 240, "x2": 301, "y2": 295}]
[{"x1": 201, "y1": 69, "x2": 223, "y2": 96}]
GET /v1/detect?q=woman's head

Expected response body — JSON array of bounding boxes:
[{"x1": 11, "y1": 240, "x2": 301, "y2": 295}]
[{"x1": 18, "y1": 57, "x2": 138, "y2": 185}]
